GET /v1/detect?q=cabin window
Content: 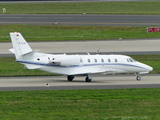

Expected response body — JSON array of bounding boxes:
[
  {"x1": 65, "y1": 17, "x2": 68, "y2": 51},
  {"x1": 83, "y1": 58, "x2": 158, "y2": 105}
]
[
  {"x1": 37, "y1": 58, "x2": 40, "y2": 61},
  {"x1": 95, "y1": 59, "x2": 97, "y2": 62},
  {"x1": 88, "y1": 59, "x2": 90, "y2": 63},
  {"x1": 80, "y1": 59, "x2": 82, "y2": 63},
  {"x1": 127, "y1": 59, "x2": 129, "y2": 62},
  {"x1": 108, "y1": 59, "x2": 111, "y2": 62},
  {"x1": 101, "y1": 59, "x2": 104, "y2": 62},
  {"x1": 115, "y1": 59, "x2": 117, "y2": 62}
]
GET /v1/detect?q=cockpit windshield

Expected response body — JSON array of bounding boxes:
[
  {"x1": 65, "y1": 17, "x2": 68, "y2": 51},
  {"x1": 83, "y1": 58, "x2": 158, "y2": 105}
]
[{"x1": 127, "y1": 58, "x2": 136, "y2": 62}]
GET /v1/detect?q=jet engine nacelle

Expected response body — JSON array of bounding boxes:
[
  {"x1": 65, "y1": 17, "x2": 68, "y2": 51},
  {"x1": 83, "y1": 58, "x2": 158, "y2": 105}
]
[{"x1": 52, "y1": 55, "x2": 80, "y2": 66}]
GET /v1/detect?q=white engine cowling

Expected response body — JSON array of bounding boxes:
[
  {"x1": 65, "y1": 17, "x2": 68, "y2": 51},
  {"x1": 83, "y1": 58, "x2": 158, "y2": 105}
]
[{"x1": 52, "y1": 55, "x2": 80, "y2": 66}]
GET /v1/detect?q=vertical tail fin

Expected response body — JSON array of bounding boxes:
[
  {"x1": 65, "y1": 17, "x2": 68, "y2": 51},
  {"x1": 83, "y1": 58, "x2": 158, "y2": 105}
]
[{"x1": 10, "y1": 32, "x2": 33, "y2": 59}]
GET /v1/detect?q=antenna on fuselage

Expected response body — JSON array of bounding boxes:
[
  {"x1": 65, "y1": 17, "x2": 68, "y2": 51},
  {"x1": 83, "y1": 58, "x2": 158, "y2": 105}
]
[{"x1": 87, "y1": 52, "x2": 90, "y2": 55}]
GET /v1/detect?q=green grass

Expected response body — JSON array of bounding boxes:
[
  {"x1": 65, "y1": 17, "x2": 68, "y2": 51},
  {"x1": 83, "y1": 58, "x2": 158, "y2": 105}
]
[
  {"x1": 1, "y1": 25, "x2": 160, "y2": 42},
  {"x1": 0, "y1": 55, "x2": 159, "y2": 77},
  {"x1": 0, "y1": 88, "x2": 160, "y2": 119},
  {"x1": 1, "y1": 1, "x2": 160, "y2": 14}
]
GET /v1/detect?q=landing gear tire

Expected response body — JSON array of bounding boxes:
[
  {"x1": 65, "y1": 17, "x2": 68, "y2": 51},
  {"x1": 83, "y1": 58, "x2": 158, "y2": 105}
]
[
  {"x1": 136, "y1": 76, "x2": 141, "y2": 81},
  {"x1": 67, "y1": 75, "x2": 74, "y2": 81},
  {"x1": 85, "y1": 76, "x2": 92, "y2": 82}
]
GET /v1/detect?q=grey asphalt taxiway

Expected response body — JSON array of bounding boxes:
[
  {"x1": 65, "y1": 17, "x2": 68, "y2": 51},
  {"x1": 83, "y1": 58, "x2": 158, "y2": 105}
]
[
  {"x1": 0, "y1": 75, "x2": 160, "y2": 91},
  {"x1": 1, "y1": 14, "x2": 160, "y2": 26},
  {"x1": 1, "y1": 38, "x2": 160, "y2": 55},
  {"x1": 0, "y1": 39, "x2": 160, "y2": 91}
]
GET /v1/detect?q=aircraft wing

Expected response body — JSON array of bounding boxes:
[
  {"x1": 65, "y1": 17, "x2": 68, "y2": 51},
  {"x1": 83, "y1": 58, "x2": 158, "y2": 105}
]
[{"x1": 66, "y1": 67, "x2": 120, "y2": 76}]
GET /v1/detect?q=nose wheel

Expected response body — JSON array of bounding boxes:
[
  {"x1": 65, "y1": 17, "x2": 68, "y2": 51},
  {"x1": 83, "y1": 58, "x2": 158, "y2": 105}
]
[{"x1": 136, "y1": 76, "x2": 141, "y2": 81}]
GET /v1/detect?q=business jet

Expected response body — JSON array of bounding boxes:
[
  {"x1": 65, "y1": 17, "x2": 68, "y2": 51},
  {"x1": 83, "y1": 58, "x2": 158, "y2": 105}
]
[{"x1": 9, "y1": 32, "x2": 153, "y2": 82}]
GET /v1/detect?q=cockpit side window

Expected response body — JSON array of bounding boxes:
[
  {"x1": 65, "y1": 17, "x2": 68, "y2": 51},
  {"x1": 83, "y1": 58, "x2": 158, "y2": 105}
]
[{"x1": 128, "y1": 58, "x2": 136, "y2": 62}]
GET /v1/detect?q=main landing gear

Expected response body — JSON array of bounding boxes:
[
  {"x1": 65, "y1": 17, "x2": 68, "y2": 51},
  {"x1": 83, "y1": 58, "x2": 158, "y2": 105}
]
[
  {"x1": 135, "y1": 72, "x2": 141, "y2": 81},
  {"x1": 85, "y1": 74, "x2": 92, "y2": 82},
  {"x1": 67, "y1": 75, "x2": 74, "y2": 81},
  {"x1": 67, "y1": 74, "x2": 92, "y2": 82}
]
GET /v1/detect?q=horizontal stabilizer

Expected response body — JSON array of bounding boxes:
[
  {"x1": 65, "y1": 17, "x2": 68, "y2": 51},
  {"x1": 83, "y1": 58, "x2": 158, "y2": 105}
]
[{"x1": 9, "y1": 48, "x2": 15, "y2": 54}]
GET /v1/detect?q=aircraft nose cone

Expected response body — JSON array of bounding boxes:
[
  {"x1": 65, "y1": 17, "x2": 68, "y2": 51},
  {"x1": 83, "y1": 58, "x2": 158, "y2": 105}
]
[
  {"x1": 145, "y1": 64, "x2": 153, "y2": 72},
  {"x1": 148, "y1": 66, "x2": 153, "y2": 72}
]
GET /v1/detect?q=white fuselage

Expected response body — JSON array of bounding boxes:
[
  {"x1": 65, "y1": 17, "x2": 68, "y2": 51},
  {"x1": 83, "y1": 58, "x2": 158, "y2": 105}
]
[{"x1": 17, "y1": 53, "x2": 153, "y2": 76}]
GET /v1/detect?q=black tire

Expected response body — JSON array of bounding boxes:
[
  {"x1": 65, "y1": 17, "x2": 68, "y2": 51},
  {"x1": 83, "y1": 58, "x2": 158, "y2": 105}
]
[
  {"x1": 67, "y1": 75, "x2": 74, "y2": 81},
  {"x1": 136, "y1": 76, "x2": 141, "y2": 81},
  {"x1": 85, "y1": 76, "x2": 91, "y2": 82}
]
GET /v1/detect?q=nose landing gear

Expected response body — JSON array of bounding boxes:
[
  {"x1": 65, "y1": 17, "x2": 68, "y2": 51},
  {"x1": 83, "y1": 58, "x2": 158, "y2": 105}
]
[
  {"x1": 136, "y1": 76, "x2": 141, "y2": 81},
  {"x1": 135, "y1": 72, "x2": 141, "y2": 81}
]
